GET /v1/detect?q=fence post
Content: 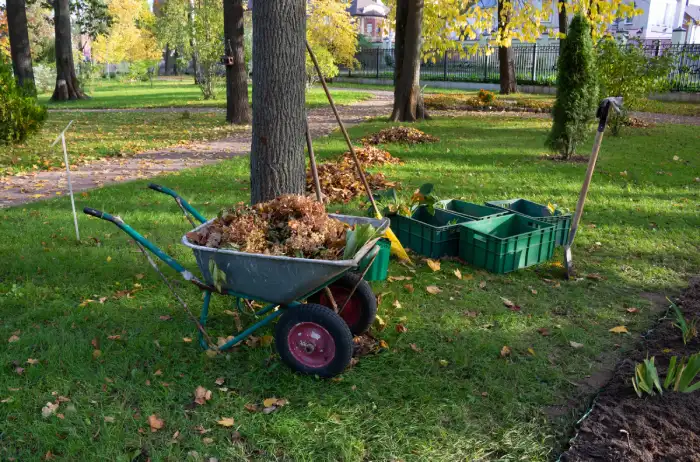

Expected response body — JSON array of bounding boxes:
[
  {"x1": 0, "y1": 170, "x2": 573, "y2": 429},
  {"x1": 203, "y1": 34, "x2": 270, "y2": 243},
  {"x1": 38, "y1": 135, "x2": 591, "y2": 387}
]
[
  {"x1": 483, "y1": 51, "x2": 489, "y2": 81},
  {"x1": 531, "y1": 43, "x2": 538, "y2": 83},
  {"x1": 443, "y1": 51, "x2": 448, "y2": 81},
  {"x1": 376, "y1": 48, "x2": 380, "y2": 79}
]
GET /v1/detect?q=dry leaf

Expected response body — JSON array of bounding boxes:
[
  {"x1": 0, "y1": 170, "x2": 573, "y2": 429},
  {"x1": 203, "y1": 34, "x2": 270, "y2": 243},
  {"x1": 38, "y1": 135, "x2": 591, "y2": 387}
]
[
  {"x1": 26, "y1": 358, "x2": 39, "y2": 365},
  {"x1": 260, "y1": 335, "x2": 274, "y2": 347},
  {"x1": 395, "y1": 323, "x2": 408, "y2": 333},
  {"x1": 527, "y1": 348, "x2": 536, "y2": 356},
  {"x1": 202, "y1": 437, "x2": 214, "y2": 445},
  {"x1": 92, "y1": 349, "x2": 102, "y2": 359},
  {"x1": 500, "y1": 345, "x2": 511, "y2": 358},
  {"x1": 379, "y1": 339, "x2": 389, "y2": 349},
  {"x1": 479, "y1": 281, "x2": 487, "y2": 289},
  {"x1": 404, "y1": 283, "x2": 414, "y2": 293},
  {"x1": 107, "y1": 335, "x2": 121, "y2": 340},
  {"x1": 569, "y1": 341, "x2": 584, "y2": 349},
  {"x1": 154, "y1": 370, "x2": 162, "y2": 376},
  {"x1": 453, "y1": 269, "x2": 462, "y2": 280},
  {"x1": 194, "y1": 386, "x2": 212, "y2": 405},
  {"x1": 426, "y1": 259, "x2": 441, "y2": 272},
  {"x1": 537, "y1": 328, "x2": 550, "y2": 336},
  {"x1": 1, "y1": 397, "x2": 13, "y2": 403},
  {"x1": 15, "y1": 367, "x2": 24, "y2": 375},
  {"x1": 586, "y1": 273, "x2": 604, "y2": 281},
  {"x1": 217, "y1": 417, "x2": 235, "y2": 427},
  {"x1": 530, "y1": 288, "x2": 538, "y2": 295},
  {"x1": 609, "y1": 326, "x2": 628, "y2": 334},
  {"x1": 438, "y1": 359, "x2": 448, "y2": 367},
  {"x1": 41, "y1": 402, "x2": 59, "y2": 418},
  {"x1": 392, "y1": 299, "x2": 402, "y2": 309},
  {"x1": 464, "y1": 310, "x2": 478, "y2": 317},
  {"x1": 244, "y1": 403, "x2": 259, "y2": 412},
  {"x1": 183, "y1": 337, "x2": 193, "y2": 343},
  {"x1": 104, "y1": 416, "x2": 115, "y2": 423},
  {"x1": 409, "y1": 343, "x2": 422, "y2": 352},
  {"x1": 106, "y1": 256, "x2": 112, "y2": 262},
  {"x1": 135, "y1": 273, "x2": 144, "y2": 280},
  {"x1": 373, "y1": 315, "x2": 386, "y2": 331},
  {"x1": 426, "y1": 285, "x2": 442, "y2": 295},
  {"x1": 205, "y1": 349, "x2": 218, "y2": 358},
  {"x1": 214, "y1": 377, "x2": 225, "y2": 386},
  {"x1": 8, "y1": 335, "x2": 20, "y2": 343},
  {"x1": 501, "y1": 297, "x2": 521, "y2": 311},
  {"x1": 388, "y1": 275, "x2": 412, "y2": 282},
  {"x1": 147, "y1": 414, "x2": 164, "y2": 432},
  {"x1": 159, "y1": 315, "x2": 172, "y2": 321},
  {"x1": 626, "y1": 308, "x2": 639, "y2": 314}
]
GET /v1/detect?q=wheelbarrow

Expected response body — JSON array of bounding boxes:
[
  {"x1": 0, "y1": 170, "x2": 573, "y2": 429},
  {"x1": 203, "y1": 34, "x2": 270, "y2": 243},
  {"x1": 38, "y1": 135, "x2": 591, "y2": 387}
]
[{"x1": 83, "y1": 184, "x2": 388, "y2": 378}]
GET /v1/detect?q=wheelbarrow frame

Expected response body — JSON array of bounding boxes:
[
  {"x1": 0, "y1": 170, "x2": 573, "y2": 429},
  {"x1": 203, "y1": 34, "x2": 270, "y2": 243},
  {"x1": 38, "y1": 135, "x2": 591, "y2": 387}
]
[{"x1": 83, "y1": 184, "x2": 384, "y2": 354}]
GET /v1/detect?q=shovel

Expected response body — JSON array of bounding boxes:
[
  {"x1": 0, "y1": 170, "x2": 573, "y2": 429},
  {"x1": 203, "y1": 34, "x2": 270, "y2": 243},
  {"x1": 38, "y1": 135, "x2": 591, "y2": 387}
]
[{"x1": 564, "y1": 97, "x2": 623, "y2": 279}]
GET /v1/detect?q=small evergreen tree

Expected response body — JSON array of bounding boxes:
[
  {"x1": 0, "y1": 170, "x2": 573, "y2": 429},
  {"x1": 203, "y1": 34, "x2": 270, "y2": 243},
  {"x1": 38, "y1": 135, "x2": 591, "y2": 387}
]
[
  {"x1": 0, "y1": 56, "x2": 47, "y2": 144},
  {"x1": 546, "y1": 13, "x2": 598, "y2": 159}
]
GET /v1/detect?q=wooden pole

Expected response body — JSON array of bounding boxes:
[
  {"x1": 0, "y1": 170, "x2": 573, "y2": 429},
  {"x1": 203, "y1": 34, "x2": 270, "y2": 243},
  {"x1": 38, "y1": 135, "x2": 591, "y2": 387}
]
[
  {"x1": 305, "y1": 40, "x2": 380, "y2": 216},
  {"x1": 305, "y1": 116, "x2": 322, "y2": 202}
]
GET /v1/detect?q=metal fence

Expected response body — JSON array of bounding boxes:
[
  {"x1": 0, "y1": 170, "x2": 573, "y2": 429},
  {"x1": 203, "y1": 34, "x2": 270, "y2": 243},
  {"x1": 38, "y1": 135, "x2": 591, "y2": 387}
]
[{"x1": 343, "y1": 43, "x2": 700, "y2": 92}]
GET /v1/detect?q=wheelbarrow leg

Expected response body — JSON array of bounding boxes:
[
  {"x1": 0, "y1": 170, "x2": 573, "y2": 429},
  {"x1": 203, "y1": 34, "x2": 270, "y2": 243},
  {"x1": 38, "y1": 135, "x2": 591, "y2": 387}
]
[{"x1": 198, "y1": 290, "x2": 212, "y2": 350}]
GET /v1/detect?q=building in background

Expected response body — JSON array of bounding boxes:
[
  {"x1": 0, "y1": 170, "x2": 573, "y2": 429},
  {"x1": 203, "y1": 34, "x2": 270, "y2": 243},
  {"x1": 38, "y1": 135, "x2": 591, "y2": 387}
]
[{"x1": 346, "y1": 0, "x2": 391, "y2": 46}]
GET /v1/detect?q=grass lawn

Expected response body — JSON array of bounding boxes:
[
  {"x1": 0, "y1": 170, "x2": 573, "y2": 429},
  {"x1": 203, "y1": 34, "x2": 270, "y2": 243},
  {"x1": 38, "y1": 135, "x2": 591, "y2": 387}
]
[
  {"x1": 39, "y1": 78, "x2": 372, "y2": 110},
  {"x1": 0, "y1": 111, "x2": 246, "y2": 176},
  {"x1": 1, "y1": 116, "x2": 698, "y2": 461},
  {"x1": 329, "y1": 81, "x2": 700, "y2": 116}
]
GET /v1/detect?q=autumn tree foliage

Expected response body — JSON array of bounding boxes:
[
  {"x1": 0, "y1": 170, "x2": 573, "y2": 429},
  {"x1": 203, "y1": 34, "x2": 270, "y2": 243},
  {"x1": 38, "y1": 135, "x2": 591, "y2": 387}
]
[
  {"x1": 546, "y1": 13, "x2": 598, "y2": 159},
  {"x1": 0, "y1": 10, "x2": 11, "y2": 61},
  {"x1": 91, "y1": 0, "x2": 160, "y2": 65}
]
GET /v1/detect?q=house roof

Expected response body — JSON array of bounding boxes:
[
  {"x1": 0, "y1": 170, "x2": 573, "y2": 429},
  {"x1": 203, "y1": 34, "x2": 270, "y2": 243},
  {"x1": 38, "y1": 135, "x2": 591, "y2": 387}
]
[
  {"x1": 686, "y1": 5, "x2": 700, "y2": 22},
  {"x1": 347, "y1": 0, "x2": 389, "y2": 18}
]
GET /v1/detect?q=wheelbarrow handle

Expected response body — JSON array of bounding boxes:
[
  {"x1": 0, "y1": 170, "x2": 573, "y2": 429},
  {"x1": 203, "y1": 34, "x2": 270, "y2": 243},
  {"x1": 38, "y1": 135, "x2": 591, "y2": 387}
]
[
  {"x1": 148, "y1": 183, "x2": 208, "y2": 225},
  {"x1": 82, "y1": 206, "x2": 193, "y2": 279}
]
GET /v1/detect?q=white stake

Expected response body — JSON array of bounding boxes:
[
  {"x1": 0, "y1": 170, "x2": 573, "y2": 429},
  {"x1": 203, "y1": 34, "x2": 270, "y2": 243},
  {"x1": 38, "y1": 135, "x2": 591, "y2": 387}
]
[{"x1": 51, "y1": 121, "x2": 79, "y2": 241}]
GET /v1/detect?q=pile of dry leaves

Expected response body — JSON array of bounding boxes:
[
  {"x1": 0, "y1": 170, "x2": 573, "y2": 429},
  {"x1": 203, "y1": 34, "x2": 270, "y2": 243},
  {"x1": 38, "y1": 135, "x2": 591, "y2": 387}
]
[
  {"x1": 361, "y1": 126, "x2": 439, "y2": 145},
  {"x1": 186, "y1": 195, "x2": 348, "y2": 259},
  {"x1": 306, "y1": 145, "x2": 400, "y2": 204}
]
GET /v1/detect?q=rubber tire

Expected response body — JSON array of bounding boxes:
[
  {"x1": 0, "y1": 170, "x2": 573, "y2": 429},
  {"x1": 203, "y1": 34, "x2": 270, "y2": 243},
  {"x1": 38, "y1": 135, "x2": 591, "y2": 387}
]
[
  {"x1": 308, "y1": 272, "x2": 377, "y2": 335},
  {"x1": 275, "y1": 303, "x2": 353, "y2": 378}
]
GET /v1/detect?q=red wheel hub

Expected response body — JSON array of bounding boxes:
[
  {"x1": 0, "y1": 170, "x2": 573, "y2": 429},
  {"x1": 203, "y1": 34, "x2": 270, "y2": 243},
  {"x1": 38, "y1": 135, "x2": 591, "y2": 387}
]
[
  {"x1": 319, "y1": 287, "x2": 362, "y2": 329},
  {"x1": 287, "y1": 322, "x2": 336, "y2": 368}
]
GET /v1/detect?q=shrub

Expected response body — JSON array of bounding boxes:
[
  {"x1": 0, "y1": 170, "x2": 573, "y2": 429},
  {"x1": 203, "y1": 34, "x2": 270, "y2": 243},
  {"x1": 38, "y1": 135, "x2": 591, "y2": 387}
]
[
  {"x1": 477, "y1": 89, "x2": 496, "y2": 104},
  {"x1": 597, "y1": 38, "x2": 674, "y2": 135},
  {"x1": 546, "y1": 14, "x2": 598, "y2": 159},
  {"x1": 33, "y1": 64, "x2": 57, "y2": 94},
  {"x1": 0, "y1": 57, "x2": 48, "y2": 145}
]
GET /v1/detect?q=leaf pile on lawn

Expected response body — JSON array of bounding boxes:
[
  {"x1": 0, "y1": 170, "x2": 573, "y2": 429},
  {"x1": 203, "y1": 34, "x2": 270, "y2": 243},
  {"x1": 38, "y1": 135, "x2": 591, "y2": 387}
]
[
  {"x1": 361, "y1": 126, "x2": 439, "y2": 145},
  {"x1": 306, "y1": 146, "x2": 400, "y2": 203},
  {"x1": 186, "y1": 195, "x2": 348, "y2": 259}
]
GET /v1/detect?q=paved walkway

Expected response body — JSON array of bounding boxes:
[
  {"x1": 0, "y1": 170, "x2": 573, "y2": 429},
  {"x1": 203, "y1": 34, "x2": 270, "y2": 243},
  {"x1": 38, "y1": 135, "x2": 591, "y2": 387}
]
[{"x1": 0, "y1": 93, "x2": 393, "y2": 208}]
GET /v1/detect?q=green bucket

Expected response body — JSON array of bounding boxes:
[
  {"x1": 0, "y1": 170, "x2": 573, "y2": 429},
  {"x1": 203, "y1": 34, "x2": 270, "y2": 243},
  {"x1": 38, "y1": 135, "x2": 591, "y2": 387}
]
[{"x1": 363, "y1": 238, "x2": 391, "y2": 281}]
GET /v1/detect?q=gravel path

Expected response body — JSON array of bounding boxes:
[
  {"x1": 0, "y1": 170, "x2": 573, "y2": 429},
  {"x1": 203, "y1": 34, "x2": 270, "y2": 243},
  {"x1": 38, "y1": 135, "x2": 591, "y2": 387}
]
[{"x1": 0, "y1": 93, "x2": 392, "y2": 208}]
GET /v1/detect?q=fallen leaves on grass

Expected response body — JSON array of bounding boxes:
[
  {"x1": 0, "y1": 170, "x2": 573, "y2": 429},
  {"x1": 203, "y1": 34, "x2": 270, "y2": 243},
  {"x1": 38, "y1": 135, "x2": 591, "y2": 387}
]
[
  {"x1": 527, "y1": 348, "x2": 536, "y2": 356},
  {"x1": 41, "y1": 402, "x2": 59, "y2": 418},
  {"x1": 8, "y1": 335, "x2": 20, "y2": 343},
  {"x1": 426, "y1": 285, "x2": 442, "y2": 295},
  {"x1": 586, "y1": 273, "x2": 604, "y2": 281},
  {"x1": 569, "y1": 341, "x2": 584, "y2": 349},
  {"x1": 373, "y1": 315, "x2": 386, "y2": 331},
  {"x1": 26, "y1": 358, "x2": 39, "y2": 365},
  {"x1": 217, "y1": 417, "x2": 235, "y2": 427},
  {"x1": 626, "y1": 307, "x2": 639, "y2": 314},
  {"x1": 426, "y1": 259, "x2": 441, "y2": 272},
  {"x1": 409, "y1": 343, "x2": 422, "y2": 352},
  {"x1": 104, "y1": 416, "x2": 115, "y2": 423},
  {"x1": 464, "y1": 311, "x2": 478, "y2": 317},
  {"x1": 147, "y1": 414, "x2": 164, "y2": 432},
  {"x1": 214, "y1": 377, "x2": 225, "y2": 386},
  {"x1": 262, "y1": 398, "x2": 289, "y2": 414},
  {"x1": 361, "y1": 126, "x2": 439, "y2": 145},
  {"x1": 609, "y1": 326, "x2": 628, "y2": 334},
  {"x1": 501, "y1": 297, "x2": 521, "y2": 312},
  {"x1": 194, "y1": 386, "x2": 212, "y2": 405},
  {"x1": 244, "y1": 403, "x2": 259, "y2": 412},
  {"x1": 307, "y1": 156, "x2": 399, "y2": 204},
  {"x1": 438, "y1": 359, "x2": 448, "y2": 367},
  {"x1": 159, "y1": 315, "x2": 172, "y2": 321},
  {"x1": 500, "y1": 346, "x2": 512, "y2": 358},
  {"x1": 107, "y1": 335, "x2": 121, "y2": 341},
  {"x1": 479, "y1": 281, "x2": 487, "y2": 289},
  {"x1": 388, "y1": 275, "x2": 411, "y2": 282},
  {"x1": 260, "y1": 335, "x2": 274, "y2": 347},
  {"x1": 403, "y1": 283, "x2": 414, "y2": 293},
  {"x1": 537, "y1": 328, "x2": 550, "y2": 336},
  {"x1": 453, "y1": 269, "x2": 462, "y2": 280},
  {"x1": 395, "y1": 323, "x2": 408, "y2": 333},
  {"x1": 183, "y1": 337, "x2": 193, "y2": 343}
]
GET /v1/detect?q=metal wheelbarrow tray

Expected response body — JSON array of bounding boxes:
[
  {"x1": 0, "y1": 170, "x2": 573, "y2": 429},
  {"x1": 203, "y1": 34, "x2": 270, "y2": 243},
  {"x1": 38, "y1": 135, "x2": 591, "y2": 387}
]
[
  {"x1": 83, "y1": 184, "x2": 389, "y2": 378},
  {"x1": 184, "y1": 214, "x2": 388, "y2": 305}
]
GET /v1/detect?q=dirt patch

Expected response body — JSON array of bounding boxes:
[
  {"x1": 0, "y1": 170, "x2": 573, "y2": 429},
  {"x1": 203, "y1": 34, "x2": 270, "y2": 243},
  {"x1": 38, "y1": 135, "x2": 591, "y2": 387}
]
[
  {"x1": 542, "y1": 154, "x2": 590, "y2": 163},
  {"x1": 561, "y1": 278, "x2": 700, "y2": 461}
]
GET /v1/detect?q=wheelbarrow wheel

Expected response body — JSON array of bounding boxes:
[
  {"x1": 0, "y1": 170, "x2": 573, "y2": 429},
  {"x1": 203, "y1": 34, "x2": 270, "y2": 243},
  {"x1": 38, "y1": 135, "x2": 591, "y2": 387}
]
[
  {"x1": 275, "y1": 303, "x2": 353, "y2": 378},
  {"x1": 308, "y1": 272, "x2": 377, "y2": 335}
]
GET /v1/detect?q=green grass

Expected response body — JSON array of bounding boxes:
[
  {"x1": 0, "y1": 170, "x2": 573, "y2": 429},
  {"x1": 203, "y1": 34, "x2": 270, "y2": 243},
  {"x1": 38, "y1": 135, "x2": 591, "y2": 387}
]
[
  {"x1": 1, "y1": 116, "x2": 698, "y2": 461},
  {"x1": 329, "y1": 81, "x2": 700, "y2": 116},
  {"x1": 40, "y1": 78, "x2": 372, "y2": 110},
  {"x1": 1, "y1": 111, "x2": 245, "y2": 175}
]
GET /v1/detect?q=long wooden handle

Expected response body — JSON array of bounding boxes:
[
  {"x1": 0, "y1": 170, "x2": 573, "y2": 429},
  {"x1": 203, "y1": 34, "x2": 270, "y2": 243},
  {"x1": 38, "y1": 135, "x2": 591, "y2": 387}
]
[
  {"x1": 567, "y1": 129, "x2": 604, "y2": 245},
  {"x1": 305, "y1": 117, "x2": 322, "y2": 202},
  {"x1": 305, "y1": 40, "x2": 380, "y2": 216}
]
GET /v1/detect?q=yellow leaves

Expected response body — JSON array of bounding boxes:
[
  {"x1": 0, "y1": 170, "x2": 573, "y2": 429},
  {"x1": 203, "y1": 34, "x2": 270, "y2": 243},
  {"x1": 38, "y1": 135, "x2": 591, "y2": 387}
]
[
  {"x1": 217, "y1": 417, "x2": 235, "y2": 427},
  {"x1": 609, "y1": 326, "x2": 629, "y2": 334},
  {"x1": 453, "y1": 269, "x2": 462, "y2": 280},
  {"x1": 147, "y1": 414, "x2": 164, "y2": 432},
  {"x1": 438, "y1": 359, "x2": 449, "y2": 367},
  {"x1": 392, "y1": 299, "x2": 402, "y2": 309},
  {"x1": 426, "y1": 259, "x2": 441, "y2": 272},
  {"x1": 500, "y1": 345, "x2": 512, "y2": 358},
  {"x1": 373, "y1": 315, "x2": 386, "y2": 331},
  {"x1": 106, "y1": 256, "x2": 112, "y2": 263},
  {"x1": 426, "y1": 285, "x2": 442, "y2": 295},
  {"x1": 260, "y1": 335, "x2": 274, "y2": 347}
]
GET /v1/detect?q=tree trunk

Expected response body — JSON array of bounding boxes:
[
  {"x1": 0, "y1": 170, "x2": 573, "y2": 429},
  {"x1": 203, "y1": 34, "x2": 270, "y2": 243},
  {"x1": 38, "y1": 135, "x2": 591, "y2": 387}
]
[
  {"x1": 163, "y1": 43, "x2": 171, "y2": 76},
  {"x1": 188, "y1": 0, "x2": 200, "y2": 84},
  {"x1": 51, "y1": 0, "x2": 86, "y2": 100},
  {"x1": 223, "y1": 0, "x2": 251, "y2": 124},
  {"x1": 250, "y1": 0, "x2": 306, "y2": 204},
  {"x1": 173, "y1": 49, "x2": 179, "y2": 75},
  {"x1": 6, "y1": 0, "x2": 35, "y2": 93},
  {"x1": 558, "y1": 0, "x2": 568, "y2": 37},
  {"x1": 497, "y1": 0, "x2": 516, "y2": 95},
  {"x1": 391, "y1": 0, "x2": 426, "y2": 122}
]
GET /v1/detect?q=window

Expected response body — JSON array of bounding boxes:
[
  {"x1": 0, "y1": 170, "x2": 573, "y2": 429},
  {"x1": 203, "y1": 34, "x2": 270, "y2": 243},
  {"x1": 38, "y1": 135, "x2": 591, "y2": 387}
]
[
  {"x1": 367, "y1": 23, "x2": 373, "y2": 34},
  {"x1": 663, "y1": 3, "x2": 673, "y2": 26}
]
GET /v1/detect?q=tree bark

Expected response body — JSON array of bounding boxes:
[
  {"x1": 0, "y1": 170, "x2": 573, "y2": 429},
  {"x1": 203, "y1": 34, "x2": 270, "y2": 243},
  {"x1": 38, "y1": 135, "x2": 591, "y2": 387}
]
[
  {"x1": 391, "y1": 0, "x2": 426, "y2": 122},
  {"x1": 51, "y1": 0, "x2": 86, "y2": 100},
  {"x1": 7, "y1": 0, "x2": 35, "y2": 93},
  {"x1": 163, "y1": 43, "x2": 171, "y2": 76},
  {"x1": 558, "y1": 0, "x2": 568, "y2": 37},
  {"x1": 497, "y1": 0, "x2": 516, "y2": 95},
  {"x1": 223, "y1": 0, "x2": 251, "y2": 124},
  {"x1": 188, "y1": 0, "x2": 200, "y2": 84},
  {"x1": 250, "y1": 0, "x2": 306, "y2": 204}
]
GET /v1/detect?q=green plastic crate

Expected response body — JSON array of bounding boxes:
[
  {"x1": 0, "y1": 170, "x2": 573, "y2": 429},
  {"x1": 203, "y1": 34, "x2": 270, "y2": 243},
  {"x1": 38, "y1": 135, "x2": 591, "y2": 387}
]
[
  {"x1": 484, "y1": 198, "x2": 572, "y2": 246},
  {"x1": 438, "y1": 200, "x2": 511, "y2": 220},
  {"x1": 459, "y1": 214, "x2": 556, "y2": 274},
  {"x1": 390, "y1": 207, "x2": 473, "y2": 258},
  {"x1": 363, "y1": 238, "x2": 391, "y2": 281}
]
